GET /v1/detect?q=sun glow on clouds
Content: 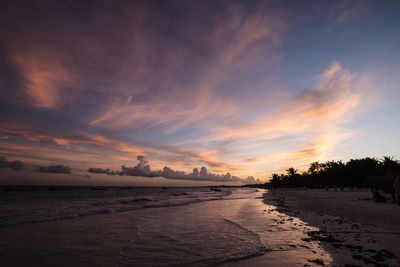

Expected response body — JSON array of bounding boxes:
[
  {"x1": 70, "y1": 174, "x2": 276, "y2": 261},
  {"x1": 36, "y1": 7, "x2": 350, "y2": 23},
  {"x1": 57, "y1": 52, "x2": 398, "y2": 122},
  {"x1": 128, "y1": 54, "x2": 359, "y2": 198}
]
[
  {"x1": 0, "y1": 1, "x2": 392, "y2": 183},
  {"x1": 0, "y1": 60, "x2": 367, "y2": 180},
  {"x1": 164, "y1": 61, "x2": 365, "y2": 178}
]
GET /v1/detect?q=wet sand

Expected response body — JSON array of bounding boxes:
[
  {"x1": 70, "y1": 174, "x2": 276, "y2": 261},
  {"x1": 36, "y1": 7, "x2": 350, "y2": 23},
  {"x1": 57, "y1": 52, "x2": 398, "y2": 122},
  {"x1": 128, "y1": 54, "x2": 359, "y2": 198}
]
[{"x1": 263, "y1": 189, "x2": 400, "y2": 266}]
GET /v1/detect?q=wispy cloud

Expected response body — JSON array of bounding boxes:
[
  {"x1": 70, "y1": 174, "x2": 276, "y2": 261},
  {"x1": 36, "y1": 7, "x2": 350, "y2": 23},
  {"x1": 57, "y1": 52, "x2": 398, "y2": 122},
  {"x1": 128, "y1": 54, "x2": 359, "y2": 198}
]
[
  {"x1": 335, "y1": 0, "x2": 375, "y2": 24},
  {"x1": 192, "y1": 61, "x2": 368, "y2": 176},
  {"x1": 0, "y1": 58, "x2": 376, "y2": 181},
  {"x1": 0, "y1": 1, "x2": 392, "y2": 183},
  {"x1": 10, "y1": 50, "x2": 76, "y2": 109},
  {"x1": 87, "y1": 3, "x2": 286, "y2": 133}
]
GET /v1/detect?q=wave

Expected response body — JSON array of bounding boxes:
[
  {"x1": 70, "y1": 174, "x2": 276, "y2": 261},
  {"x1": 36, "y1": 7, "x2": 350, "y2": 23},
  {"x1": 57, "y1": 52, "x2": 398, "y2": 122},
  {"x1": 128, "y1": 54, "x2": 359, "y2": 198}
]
[
  {"x1": 0, "y1": 188, "x2": 232, "y2": 227},
  {"x1": 118, "y1": 213, "x2": 267, "y2": 266},
  {"x1": 222, "y1": 218, "x2": 266, "y2": 250}
]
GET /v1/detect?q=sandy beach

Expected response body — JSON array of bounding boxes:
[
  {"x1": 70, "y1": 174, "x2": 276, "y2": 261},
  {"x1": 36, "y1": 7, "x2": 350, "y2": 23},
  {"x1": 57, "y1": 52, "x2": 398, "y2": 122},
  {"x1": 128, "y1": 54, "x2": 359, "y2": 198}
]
[{"x1": 263, "y1": 189, "x2": 400, "y2": 266}]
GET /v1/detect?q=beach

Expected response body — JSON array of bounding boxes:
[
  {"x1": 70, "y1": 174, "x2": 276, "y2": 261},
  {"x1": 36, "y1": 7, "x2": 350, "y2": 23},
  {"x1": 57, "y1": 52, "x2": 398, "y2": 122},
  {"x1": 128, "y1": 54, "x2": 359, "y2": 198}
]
[
  {"x1": 0, "y1": 186, "x2": 334, "y2": 266},
  {"x1": 263, "y1": 189, "x2": 400, "y2": 266},
  {"x1": 1, "y1": 186, "x2": 399, "y2": 266},
  {"x1": 2, "y1": 1, "x2": 400, "y2": 266}
]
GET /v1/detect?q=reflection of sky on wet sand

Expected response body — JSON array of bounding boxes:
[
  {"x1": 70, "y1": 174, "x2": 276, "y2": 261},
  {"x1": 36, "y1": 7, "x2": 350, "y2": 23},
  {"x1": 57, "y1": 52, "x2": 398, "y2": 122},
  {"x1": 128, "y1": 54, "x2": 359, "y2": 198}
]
[{"x1": 222, "y1": 190, "x2": 332, "y2": 266}]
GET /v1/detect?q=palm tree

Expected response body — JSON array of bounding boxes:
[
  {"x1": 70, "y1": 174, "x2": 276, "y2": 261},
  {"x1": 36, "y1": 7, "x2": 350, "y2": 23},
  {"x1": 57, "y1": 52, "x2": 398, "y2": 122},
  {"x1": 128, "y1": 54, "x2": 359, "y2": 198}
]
[
  {"x1": 269, "y1": 173, "x2": 281, "y2": 188},
  {"x1": 286, "y1": 167, "x2": 298, "y2": 177},
  {"x1": 308, "y1": 161, "x2": 320, "y2": 175},
  {"x1": 285, "y1": 167, "x2": 299, "y2": 187},
  {"x1": 381, "y1": 156, "x2": 400, "y2": 174}
]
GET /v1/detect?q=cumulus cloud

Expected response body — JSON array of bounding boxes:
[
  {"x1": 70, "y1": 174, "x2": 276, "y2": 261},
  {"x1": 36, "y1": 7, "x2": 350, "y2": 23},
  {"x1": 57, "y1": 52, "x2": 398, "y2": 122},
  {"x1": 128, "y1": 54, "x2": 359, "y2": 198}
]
[
  {"x1": 87, "y1": 168, "x2": 118, "y2": 175},
  {"x1": 161, "y1": 166, "x2": 241, "y2": 182},
  {"x1": 119, "y1": 155, "x2": 161, "y2": 177},
  {"x1": 243, "y1": 176, "x2": 262, "y2": 184},
  {"x1": 0, "y1": 155, "x2": 259, "y2": 183},
  {"x1": 87, "y1": 155, "x2": 255, "y2": 183},
  {"x1": 0, "y1": 156, "x2": 23, "y2": 171},
  {"x1": 36, "y1": 164, "x2": 71, "y2": 174},
  {"x1": 0, "y1": 156, "x2": 71, "y2": 174}
]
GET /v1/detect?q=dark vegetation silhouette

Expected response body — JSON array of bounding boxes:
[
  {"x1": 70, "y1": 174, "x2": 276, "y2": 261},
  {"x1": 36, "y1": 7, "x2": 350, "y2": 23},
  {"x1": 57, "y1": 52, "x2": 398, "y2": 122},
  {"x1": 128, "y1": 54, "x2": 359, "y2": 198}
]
[{"x1": 265, "y1": 157, "x2": 400, "y2": 205}]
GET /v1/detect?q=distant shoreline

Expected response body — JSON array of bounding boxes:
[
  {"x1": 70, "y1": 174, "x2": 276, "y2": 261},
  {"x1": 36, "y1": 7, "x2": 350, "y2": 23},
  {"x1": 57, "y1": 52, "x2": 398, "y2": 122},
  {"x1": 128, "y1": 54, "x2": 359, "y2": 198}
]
[{"x1": 0, "y1": 184, "x2": 242, "y2": 190}]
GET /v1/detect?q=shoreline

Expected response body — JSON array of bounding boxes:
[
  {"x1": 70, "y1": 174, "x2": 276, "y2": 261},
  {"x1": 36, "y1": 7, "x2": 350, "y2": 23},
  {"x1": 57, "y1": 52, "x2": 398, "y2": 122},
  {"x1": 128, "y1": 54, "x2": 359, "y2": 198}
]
[
  {"x1": 2, "y1": 187, "x2": 399, "y2": 266},
  {"x1": 263, "y1": 189, "x2": 400, "y2": 266}
]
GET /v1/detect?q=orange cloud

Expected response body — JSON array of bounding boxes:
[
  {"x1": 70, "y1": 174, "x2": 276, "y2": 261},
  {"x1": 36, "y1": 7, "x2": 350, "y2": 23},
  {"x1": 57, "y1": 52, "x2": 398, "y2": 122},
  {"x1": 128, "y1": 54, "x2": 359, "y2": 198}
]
[
  {"x1": 186, "y1": 61, "x2": 369, "y2": 177},
  {"x1": 0, "y1": 1, "x2": 386, "y2": 182},
  {"x1": 0, "y1": 59, "x2": 376, "y2": 180},
  {"x1": 11, "y1": 50, "x2": 75, "y2": 109}
]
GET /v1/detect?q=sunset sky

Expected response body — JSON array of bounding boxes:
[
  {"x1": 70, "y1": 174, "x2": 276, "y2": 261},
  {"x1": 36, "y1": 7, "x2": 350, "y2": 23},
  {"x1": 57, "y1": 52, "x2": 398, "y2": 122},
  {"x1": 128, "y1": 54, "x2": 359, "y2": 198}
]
[{"x1": 1, "y1": 0, "x2": 399, "y2": 185}]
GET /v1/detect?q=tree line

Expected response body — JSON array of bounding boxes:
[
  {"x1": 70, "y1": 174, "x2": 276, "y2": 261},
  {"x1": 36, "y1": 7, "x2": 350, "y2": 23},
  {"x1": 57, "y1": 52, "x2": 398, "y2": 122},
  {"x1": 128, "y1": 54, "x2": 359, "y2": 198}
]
[{"x1": 264, "y1": 157, "x2": 400, "y2": 204}]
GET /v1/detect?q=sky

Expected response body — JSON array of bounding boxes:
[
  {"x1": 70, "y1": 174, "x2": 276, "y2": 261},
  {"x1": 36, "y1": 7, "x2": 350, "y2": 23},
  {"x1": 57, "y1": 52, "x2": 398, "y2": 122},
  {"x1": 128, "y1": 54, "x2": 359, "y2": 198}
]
[{"x1": 0, "y1": 0, "x2": 400, "y2": 185}]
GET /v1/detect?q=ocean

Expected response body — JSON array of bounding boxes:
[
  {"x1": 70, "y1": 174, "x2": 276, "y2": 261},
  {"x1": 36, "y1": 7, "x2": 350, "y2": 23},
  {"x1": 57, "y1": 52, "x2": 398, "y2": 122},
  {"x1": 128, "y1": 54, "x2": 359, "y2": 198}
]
[{"x1": 0, "y1": 186, "x2": 331, "y2": 266}]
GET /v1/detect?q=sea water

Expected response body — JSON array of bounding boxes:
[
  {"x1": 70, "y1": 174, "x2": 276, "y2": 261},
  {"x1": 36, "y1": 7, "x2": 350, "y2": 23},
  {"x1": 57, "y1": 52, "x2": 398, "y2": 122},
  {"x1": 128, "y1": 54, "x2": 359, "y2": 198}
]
[{"x1": 0, "y1": 186, "x2": 331, "y2": 266}]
